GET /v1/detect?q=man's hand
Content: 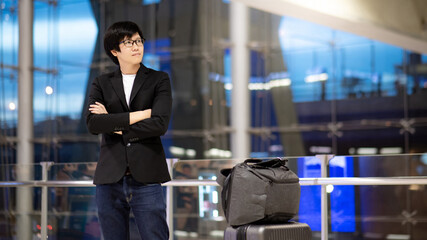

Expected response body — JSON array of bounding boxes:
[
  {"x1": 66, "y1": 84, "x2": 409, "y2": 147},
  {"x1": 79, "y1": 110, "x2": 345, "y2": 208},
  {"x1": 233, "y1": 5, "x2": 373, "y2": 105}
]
[
  {"x1": 129, "y1": 109, "x2": 152, "y2": 125},
  {"x1": 89, "y1": 102, "x2": 108, "y2": 114},
  {"x1": 89, "y1": 101, "x2": 151, "y2": 133}
]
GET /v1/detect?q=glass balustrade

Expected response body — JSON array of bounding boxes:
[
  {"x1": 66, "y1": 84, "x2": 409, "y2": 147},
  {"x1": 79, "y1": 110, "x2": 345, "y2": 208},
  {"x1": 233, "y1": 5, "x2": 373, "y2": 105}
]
[{"x1": 0, "y1": 154, "x2": 426, "y2": 239}]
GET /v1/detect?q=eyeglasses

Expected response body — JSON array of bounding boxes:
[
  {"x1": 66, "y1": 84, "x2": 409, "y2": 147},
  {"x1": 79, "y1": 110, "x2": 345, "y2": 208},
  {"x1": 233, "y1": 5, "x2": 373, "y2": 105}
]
[{"x1": 119, "y1": 38, "x2": 145, "y2": 48}]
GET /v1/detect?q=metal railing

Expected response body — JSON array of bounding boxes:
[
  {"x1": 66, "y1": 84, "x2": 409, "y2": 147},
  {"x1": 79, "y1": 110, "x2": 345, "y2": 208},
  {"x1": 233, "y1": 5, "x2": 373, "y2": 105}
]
[{"x1": 1, "y1": 155, "x2": 427, "y2": 240}]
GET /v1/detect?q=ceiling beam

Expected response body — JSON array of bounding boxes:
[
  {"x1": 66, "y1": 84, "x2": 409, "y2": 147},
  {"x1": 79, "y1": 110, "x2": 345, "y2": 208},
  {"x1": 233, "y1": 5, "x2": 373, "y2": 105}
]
[{"x1": 232, "y1": 0, "x2": 427, "y2": 54}]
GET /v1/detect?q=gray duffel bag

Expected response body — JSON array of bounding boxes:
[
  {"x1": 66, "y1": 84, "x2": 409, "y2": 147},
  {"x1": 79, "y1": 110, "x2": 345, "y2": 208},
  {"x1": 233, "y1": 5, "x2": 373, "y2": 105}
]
[{"x1": 217, "y1": 158, "x2": 300, "y2": 227}]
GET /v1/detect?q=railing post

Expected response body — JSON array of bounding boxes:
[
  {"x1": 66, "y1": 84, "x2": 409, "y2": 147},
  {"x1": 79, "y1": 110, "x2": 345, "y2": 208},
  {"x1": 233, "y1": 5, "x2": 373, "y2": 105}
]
[
  {"x1": 40, "y1": 161, "x2": 54, "y2": 240},
  {"x1": 166, "y1": 158, "x2": 179, "y2": 240},
  {"x1": 316, "y1": 154, "x2": 334, "y2": 240}
]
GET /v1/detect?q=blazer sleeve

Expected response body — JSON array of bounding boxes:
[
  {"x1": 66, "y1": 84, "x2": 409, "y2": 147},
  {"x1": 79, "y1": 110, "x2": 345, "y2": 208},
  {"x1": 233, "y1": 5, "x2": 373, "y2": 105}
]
[
  {"x1": 86, "y1": 77, "x2": 130, "y2": 134},
  {"x1": 122, "y1": 72, "x2": 172, "y2": 142}
]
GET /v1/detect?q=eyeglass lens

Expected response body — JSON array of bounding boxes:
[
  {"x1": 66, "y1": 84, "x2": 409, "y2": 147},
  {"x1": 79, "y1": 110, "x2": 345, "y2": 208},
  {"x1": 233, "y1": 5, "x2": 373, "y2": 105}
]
[{"x1": 122, "y1": 39, "x2": 144, "y2": 47}]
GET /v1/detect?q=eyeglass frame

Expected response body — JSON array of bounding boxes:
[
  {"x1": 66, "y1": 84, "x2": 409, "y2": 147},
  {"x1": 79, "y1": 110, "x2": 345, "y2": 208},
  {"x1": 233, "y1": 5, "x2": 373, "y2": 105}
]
[{"x1": 119, "y1": 38, "x2": 145, "y2": 48}]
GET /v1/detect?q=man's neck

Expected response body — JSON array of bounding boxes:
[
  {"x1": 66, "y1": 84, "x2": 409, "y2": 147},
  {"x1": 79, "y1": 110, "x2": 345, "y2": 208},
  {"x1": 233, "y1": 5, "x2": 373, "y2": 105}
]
[{"x1": 120, "y1": 64, "x2": 140, "y2": 75}]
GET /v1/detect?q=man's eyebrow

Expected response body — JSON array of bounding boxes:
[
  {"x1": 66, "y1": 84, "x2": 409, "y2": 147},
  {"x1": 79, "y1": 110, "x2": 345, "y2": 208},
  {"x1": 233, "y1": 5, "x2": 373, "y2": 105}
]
[{"x1": 123, "y1": 37, "x2": 141, "y2": 41}]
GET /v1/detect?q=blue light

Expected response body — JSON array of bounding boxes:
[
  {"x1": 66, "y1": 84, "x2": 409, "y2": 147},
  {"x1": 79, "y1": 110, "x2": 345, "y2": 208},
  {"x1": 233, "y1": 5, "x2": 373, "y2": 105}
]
[
  {"x1": 278, "y1": 16, "x2": 405, "y2": 102},
  {"x1": 31, "y1": 0, "x2": 98, "y2": 122},
  {"x1": 298, "y1": 157, "x2": 321, "y2": 231},
  {"x1": 421, "y1": 154, "x2": 427, "y2": 165},
  {"x1": 143, "y1": 0, "x2": 161, "y2": 5},
  {"x1": 297, "y1": 156, "x2": 356, "y2": 232},
  {"x1": 143, "y1": 53, "x2": 160, "y2": 71},
  {"x1": 329, "y1": 156, "x2": 356, "y2": 232}
]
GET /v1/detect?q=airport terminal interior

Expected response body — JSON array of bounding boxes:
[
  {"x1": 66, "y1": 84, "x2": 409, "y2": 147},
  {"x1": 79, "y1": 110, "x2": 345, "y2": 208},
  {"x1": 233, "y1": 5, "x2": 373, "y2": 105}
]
[{"x1": 0, "y1": 0, "x2": 427, "y2": 239}]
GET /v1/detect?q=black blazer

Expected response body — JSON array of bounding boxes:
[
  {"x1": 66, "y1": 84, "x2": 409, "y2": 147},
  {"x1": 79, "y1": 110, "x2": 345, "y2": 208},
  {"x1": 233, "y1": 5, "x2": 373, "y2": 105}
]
[{"x1": 86, "y1": 64, "x2": 172, "y2": 185}]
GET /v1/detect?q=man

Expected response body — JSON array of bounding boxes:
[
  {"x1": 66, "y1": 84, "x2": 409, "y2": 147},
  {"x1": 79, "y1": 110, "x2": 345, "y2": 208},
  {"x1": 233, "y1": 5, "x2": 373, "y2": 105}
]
[{"x1": 86, "y1": 21, "x2": 172, "y2": 240}]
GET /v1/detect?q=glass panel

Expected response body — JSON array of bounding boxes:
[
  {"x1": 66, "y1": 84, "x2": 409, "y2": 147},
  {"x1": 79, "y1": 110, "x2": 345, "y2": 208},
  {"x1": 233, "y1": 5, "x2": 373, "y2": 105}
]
[
  {"x1": 0, "y1": 156, "x2": 426, "y2": 239},
  {"x1": 327, "y1": 154, "x2": 427, "y2": 239},
  {"x1": 274, "y1": 16, "x2": 337, "y2": 156},
  {"x1": 407, "y1": 50, "x2": 427, "y2": 152},
  {"x1": 294, "y1": 156, "x2": 322, "y2": 234},
  {"x1": 329, "y1": 154, "x2": 425, "y2": 177},
  {"x1": 409, "y1": 127, "x2": 427, "y2": 156},
  {"x1": 0, "y1": 165, "x2": 43, "y2": 238},
  {"x1": 326, "y1": 185, "x2": 427, "y2": 240},
  {"x1": 337, "y1": 128, "x2": 405, "y2": 156},
  {"x1": 0, "y1": 163, "x2": 44, "y2": 237},
  {"x1": 48, "y1": 162, "x2": 98, "y2": 239},
  {"x1": 0, "y1": 163, "x2": 42, "y2": 181},
  {"x1": 50, "y1": 162, "x2": 96, "y2": 181},
  {"x1": 49, "y1": 186, "x2": 98, "y2": 239},
  {"x1": 0, "y1": 186, "x2": 41, "y2": 239}
]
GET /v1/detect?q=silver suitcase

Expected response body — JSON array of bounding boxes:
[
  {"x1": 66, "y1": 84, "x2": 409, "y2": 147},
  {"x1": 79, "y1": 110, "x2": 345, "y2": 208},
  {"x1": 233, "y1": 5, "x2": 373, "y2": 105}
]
[{"x1": 224, "y1": 222, "x2": 311, "y2": 240}]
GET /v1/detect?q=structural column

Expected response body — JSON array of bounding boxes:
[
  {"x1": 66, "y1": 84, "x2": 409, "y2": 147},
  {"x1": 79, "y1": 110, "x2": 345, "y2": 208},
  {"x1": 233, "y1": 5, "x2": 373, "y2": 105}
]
[
  {"x1": 17, "y1": 0, "x2": 34, "y2": 239},
  {"x1": 230, "y1": 2, "x2": 250, "y2": 159}
]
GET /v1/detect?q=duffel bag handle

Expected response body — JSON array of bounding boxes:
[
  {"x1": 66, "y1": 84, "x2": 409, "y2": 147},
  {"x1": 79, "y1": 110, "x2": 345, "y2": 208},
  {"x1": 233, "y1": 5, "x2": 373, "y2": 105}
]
[
  {"x1": 245, "y1": 157, "x2": 288, "y2": 169},
  {"x1": 243, "y1": 158, "x2": 263, "y2": 164},
  {"x1": 217, "y1": 168, "x2": 232, "y2": 187}
]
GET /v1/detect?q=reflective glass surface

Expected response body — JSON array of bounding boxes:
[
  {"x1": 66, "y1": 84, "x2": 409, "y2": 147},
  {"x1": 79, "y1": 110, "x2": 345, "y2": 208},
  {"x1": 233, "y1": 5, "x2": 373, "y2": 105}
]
[
  {"x1": 0, "y1": 155, "x2": 426, "y2": 239},
  {"x1": 1, "y1": 0, "x2": 427, "y2": 239}
]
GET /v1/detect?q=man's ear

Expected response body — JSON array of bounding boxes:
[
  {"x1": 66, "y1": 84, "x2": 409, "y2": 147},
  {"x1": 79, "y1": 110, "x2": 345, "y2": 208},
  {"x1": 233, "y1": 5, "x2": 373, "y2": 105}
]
[{"x1": 111, "y1": 50, "x2": 118, "y2": 56}]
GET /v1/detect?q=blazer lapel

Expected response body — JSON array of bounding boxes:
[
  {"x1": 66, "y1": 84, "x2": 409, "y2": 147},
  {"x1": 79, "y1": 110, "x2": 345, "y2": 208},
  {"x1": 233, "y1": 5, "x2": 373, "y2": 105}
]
[
  {"x1": 110, "y1": 68, "x2": 129, "y2": 111},
  {"x1": 129, "y1": 64, "x2": 149, "y2": 105}
]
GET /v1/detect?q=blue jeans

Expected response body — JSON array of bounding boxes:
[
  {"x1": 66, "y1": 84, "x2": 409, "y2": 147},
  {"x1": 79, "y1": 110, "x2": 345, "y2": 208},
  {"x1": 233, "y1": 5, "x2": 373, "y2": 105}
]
[{"x1": 96, "y1": 175, "x2": 169, "y2": 240}]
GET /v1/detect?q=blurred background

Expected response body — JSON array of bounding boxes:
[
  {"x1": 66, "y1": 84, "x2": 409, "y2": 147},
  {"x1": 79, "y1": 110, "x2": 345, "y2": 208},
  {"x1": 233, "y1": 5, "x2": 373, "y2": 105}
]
[
  {"x1": 1, "y1": 0, "x2": 427, "y2": 162},
  {"x1": 1, "y1": 0, "x2": 427, "y2": 239}
]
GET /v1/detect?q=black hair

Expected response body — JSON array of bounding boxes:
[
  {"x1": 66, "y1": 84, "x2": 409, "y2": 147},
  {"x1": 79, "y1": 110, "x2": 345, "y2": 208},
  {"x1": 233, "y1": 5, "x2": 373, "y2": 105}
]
[{"x1": 103, "y1": 21, "x2": 144, "y2": 65}]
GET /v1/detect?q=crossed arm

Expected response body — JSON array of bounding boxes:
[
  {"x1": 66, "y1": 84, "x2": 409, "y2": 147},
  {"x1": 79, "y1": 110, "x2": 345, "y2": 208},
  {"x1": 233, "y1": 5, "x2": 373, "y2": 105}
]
[
  {"x1": 86, "y1": 73, "x2": 172, "y2": 140},
  {"x1": 88, "y1": 102, "x2": 151, "y2": 135}
]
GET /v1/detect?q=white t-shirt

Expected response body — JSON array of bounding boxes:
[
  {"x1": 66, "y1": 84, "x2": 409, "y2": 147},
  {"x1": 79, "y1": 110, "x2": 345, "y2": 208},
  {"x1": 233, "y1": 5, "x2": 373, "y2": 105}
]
[{"x1": 122, "y1": 73, "x2": 136, "y2": 107}]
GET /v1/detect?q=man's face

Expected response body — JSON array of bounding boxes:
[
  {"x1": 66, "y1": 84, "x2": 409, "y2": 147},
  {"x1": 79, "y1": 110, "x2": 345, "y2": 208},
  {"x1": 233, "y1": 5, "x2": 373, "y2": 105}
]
[
  {"x1": 111, "y1": 33, "x2": 144, "y2": 66},
  {"x1": 64, "y1": 163, "x2": 77, "y2": 172}
]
